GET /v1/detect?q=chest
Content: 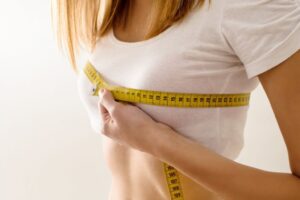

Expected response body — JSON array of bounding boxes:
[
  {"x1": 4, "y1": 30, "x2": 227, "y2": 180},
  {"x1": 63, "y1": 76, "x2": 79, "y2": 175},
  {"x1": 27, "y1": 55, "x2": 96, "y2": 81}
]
[{"x1": 112, "y1": 15, "x2": 151, "y2": 43}]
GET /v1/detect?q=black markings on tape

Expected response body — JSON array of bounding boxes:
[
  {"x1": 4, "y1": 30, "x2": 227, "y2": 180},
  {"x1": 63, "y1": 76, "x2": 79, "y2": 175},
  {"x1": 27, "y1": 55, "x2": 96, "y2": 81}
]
[{"x1": 83, "y1": 61, "x2": 252, "y2": 200}]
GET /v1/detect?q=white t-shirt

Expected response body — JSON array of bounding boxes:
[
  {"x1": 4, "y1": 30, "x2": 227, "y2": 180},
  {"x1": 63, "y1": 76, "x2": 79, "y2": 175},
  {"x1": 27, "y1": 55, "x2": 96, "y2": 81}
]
[{"x1": 77, "y1": 0, "x2": 300, "y2": 160}]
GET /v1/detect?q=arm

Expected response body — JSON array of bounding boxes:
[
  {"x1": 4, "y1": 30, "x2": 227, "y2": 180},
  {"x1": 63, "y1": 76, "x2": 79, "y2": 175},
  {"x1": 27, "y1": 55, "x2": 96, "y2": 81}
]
[{"x1": 150, "y1": 50, "x2": 300, "y2": 200}]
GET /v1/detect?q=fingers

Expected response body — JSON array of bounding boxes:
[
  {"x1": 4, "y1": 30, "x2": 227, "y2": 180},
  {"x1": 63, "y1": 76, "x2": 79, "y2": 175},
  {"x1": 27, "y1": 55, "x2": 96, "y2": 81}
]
[
  {"x1": 98, "y1": 89, "x2": 115, "y2": 112},
  {"x1": 98, "y1": 88, "x2": 124, "y2": 120},
  {"x1": 98, "y1": 99, "x2": 108, "y2": 122}
]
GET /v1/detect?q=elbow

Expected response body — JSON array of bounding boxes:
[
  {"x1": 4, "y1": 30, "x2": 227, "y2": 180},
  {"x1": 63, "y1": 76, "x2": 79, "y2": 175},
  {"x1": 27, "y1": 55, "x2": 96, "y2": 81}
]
[
  {"x1": 291, "y1": 164, "x2": 300, "y2": 179},
  {"x1": 292, "y1": 170, "x2": 300, "y2": 179},
  {"x1": 289, "y1": 156, "x2": 300, "y2": 179}
]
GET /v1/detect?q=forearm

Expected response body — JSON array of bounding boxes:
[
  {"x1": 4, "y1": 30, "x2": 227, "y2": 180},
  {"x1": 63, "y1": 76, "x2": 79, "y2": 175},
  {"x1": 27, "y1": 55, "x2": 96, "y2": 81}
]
[{"x1": 150, "y1": 125, "x2": 300, "y2": 200}]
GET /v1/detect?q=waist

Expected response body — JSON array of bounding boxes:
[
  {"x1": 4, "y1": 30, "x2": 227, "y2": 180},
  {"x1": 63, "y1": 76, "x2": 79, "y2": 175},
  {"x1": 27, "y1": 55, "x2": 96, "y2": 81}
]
[{"x1": 102, "y1": 137, "x2": 223, "y2": 200}]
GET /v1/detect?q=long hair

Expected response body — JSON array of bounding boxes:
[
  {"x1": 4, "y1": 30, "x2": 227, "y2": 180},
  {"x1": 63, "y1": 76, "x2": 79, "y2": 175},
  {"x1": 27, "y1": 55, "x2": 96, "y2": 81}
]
[{"x1": 51, "y1": 0, "x2": 208, "y2": 74}]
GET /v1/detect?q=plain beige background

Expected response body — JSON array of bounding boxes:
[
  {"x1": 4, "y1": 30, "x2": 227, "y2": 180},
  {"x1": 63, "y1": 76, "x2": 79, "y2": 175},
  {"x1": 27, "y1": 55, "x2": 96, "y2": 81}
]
[{"x1": 0, "y1": 1, "x2": 291, "y2": 200}]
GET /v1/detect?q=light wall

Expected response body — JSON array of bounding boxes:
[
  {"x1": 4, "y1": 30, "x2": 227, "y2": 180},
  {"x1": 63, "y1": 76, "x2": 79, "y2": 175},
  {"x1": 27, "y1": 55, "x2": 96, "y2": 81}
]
[{"x1": 0, "y1": 1, "x2": 290, "y2": 200}]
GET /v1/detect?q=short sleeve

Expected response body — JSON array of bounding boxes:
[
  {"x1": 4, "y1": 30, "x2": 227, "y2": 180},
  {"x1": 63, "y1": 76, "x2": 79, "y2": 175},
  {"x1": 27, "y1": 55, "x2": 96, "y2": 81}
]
[{"x1": 221, "y1": 0, "x2": 300, "y2": 79}]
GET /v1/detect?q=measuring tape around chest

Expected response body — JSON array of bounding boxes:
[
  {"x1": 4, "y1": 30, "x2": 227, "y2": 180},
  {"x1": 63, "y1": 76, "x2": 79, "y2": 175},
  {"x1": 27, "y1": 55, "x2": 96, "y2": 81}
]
[{"x1": 83, "y1": 61, "x2": 251, "y2": 200}]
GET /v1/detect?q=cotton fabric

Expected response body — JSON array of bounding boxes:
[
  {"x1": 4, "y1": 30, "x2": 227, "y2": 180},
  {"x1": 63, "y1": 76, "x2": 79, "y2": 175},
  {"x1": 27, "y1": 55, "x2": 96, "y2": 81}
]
[{"x1": 77, "y1": 0, "x2": 300, "y2": 160}]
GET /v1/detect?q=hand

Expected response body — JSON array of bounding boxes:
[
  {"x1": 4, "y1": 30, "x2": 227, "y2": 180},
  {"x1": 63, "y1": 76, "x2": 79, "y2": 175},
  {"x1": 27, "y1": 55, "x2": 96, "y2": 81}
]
[{"x1": 97, "y1": 88, "x2": 171, "y2": 153}]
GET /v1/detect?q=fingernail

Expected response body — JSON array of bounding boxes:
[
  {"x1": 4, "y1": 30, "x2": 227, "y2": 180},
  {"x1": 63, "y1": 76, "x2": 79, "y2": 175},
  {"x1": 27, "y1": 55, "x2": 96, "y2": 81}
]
[{"x1": 98, "y1": 88, "x2": 104, "y2": 96}]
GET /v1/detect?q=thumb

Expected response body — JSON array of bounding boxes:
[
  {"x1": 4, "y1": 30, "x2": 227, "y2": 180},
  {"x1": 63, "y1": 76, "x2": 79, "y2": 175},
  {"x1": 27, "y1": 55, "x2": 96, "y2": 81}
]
[{"x1": 98, "y1": 88, "x2": 118, "y2": 116}]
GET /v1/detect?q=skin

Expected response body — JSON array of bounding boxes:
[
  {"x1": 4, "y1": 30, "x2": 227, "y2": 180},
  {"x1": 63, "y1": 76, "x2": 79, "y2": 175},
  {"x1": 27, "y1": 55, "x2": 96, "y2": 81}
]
[
  {"x1": 100, "y1": 1, "x2": 221, "y2": 199},
  {"x1": 97, "y1": 1, "x2": 300, "y2": 199}
]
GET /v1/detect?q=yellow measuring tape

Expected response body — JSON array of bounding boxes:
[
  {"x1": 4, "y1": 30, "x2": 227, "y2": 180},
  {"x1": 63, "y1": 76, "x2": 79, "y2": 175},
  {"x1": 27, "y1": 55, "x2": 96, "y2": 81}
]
[{"x1": 83, "y1": 61, "x2": 250, "y2": 200}]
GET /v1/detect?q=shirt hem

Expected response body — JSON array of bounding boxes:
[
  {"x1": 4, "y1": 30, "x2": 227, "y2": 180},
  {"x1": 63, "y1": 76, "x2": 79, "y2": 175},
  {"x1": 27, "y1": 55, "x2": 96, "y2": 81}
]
[{"x1": 244, "y1": 23, "x2": 300, "y2": 79}]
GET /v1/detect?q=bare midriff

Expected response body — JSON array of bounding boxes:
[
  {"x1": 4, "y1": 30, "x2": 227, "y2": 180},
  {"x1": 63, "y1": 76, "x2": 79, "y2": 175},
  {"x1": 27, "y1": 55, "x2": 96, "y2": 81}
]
[
  {"x1": 102, "y1": 137, "x2": 222, "y2": 200},
  {"x1": 104, "y1": 2, "x2": 223, "y2": 199}
]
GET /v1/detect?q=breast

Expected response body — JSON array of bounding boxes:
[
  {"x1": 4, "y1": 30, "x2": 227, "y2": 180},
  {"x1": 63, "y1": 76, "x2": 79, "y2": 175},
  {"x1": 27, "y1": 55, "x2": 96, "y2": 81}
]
[
  {"x1": 77, "y1": 55, "x2": 253, "y2": 161},
  {"x1": 76, "y1": 3, "x2": 260, "y2": 160}
]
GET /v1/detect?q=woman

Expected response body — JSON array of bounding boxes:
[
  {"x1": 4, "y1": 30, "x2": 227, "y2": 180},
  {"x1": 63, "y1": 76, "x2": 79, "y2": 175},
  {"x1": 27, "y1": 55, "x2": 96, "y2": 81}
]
[{"x1": 51, "y1": 0, "x2": 300, "y2": 199}]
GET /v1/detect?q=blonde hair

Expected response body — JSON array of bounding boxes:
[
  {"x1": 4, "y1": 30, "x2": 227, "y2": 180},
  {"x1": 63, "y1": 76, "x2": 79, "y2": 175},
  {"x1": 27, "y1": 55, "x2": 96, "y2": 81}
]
[{"x1": 51, "y1": 0, "x2": 208, "y2": 74}]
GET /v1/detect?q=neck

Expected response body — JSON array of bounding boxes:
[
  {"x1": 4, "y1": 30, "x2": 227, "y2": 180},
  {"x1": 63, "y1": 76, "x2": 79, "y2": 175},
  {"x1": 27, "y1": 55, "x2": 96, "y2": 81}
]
[{"x1": 131, "y1": 0, "x2": 153, "y2": 11}]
